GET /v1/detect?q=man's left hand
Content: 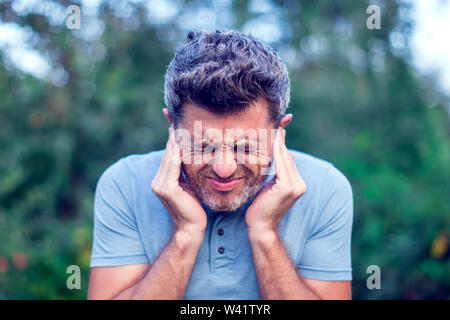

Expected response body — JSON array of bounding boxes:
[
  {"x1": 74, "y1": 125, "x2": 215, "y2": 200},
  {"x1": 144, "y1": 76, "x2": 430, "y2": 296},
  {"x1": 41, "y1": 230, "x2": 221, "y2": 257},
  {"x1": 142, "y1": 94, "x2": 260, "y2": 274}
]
[{"x1": 245, "y1": 128, "x2": 307, "y2": 235}]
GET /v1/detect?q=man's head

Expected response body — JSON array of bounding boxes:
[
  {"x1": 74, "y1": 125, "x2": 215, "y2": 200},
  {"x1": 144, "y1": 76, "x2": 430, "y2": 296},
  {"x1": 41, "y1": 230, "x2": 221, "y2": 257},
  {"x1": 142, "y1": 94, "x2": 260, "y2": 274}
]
[{"x1": 163, "y1": 30, "x2": 292, "y2": 212}]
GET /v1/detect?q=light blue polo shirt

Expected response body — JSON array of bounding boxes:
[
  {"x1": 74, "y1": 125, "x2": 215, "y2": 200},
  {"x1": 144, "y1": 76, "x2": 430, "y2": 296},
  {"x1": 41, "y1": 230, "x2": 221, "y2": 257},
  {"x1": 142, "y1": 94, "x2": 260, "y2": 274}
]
[{"x1": 90, "y1": 149, "x2": 353, "y2": 299}]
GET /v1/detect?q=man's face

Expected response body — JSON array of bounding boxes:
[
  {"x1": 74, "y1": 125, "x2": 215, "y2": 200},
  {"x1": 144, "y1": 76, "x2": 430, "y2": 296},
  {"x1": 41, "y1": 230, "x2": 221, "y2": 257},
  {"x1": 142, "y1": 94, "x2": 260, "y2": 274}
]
[{"x1": 175, "y1": 98, "x2": 276, "y2": 212}]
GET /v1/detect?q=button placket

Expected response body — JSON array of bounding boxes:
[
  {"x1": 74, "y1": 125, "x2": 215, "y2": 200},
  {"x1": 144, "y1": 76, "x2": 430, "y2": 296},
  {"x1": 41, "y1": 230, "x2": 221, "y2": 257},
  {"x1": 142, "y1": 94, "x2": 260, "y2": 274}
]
[
  {"x1": 211, "y1": 214, "x2": 234, "y2": 268},
  {"x1": 215, "y1": 222, "x2": 226, "y2": 256}
]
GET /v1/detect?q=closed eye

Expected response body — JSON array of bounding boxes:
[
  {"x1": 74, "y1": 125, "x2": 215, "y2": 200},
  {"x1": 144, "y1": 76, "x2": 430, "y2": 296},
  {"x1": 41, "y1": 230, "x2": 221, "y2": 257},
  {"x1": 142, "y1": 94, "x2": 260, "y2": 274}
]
[{"x1": 195, "y1": 143, "x2": 217, "y2": 153}]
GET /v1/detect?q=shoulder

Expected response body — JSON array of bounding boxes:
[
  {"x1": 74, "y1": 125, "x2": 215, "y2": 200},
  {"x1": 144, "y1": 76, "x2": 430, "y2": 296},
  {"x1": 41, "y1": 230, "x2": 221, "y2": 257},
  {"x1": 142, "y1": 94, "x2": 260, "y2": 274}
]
[
  {"x1": 290, "y1": 150, "x2": 351, "y2": 188},
  {"x1": 292, "y1": 149, "x2": 353, "y2": 230},
  {"x1": 95, "y1": 150, "x2": 165, "y2": 200},
  {"x1": 289, "y1": 149, "x2": 353, "y2": 213},
  {"x1": 98, "y1": 150, "x2": 165, "y2": 183}
]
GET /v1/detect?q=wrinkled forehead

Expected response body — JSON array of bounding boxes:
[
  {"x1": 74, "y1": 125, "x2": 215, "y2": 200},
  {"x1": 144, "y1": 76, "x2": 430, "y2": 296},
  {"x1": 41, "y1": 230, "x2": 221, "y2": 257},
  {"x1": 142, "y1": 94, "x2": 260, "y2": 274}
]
[{"x1": 180, "y1": 98, "x2": 274, "y2": 127}]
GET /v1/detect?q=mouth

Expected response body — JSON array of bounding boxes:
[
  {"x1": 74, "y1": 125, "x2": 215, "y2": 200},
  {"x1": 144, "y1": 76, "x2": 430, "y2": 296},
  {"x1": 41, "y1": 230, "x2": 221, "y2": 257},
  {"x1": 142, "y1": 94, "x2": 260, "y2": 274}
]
[{"x1": 207, "y1": 177, "x2": 243, "y2": 192}]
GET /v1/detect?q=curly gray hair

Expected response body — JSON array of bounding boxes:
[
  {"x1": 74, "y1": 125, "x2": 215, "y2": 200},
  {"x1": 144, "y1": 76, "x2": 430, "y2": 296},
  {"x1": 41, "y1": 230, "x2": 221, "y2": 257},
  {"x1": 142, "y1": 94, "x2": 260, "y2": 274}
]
[{"x1": 164, "y1": 29, "x2": 291, "y2": 125}]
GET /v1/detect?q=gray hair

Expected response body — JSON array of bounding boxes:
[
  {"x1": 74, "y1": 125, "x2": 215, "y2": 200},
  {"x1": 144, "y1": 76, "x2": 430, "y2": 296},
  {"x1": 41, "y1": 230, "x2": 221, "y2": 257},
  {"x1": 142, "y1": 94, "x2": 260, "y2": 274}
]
[{"x1": 164, "y1": 29, "x2": 291, "y2": 125}]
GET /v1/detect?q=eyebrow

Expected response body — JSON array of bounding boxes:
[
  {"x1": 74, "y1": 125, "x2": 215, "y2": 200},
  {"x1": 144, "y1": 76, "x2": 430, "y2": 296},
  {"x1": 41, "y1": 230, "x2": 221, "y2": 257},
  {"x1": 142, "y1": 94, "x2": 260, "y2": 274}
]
[
  {"x1": 195, "y1": 139, "x2": 258, "y2": 151},
  {"x1": 204, "y1": 135, "x2": 257, "y2": 142},
  {"x1": 196, "y1": 130, "x2": 260, "y2": 146}
]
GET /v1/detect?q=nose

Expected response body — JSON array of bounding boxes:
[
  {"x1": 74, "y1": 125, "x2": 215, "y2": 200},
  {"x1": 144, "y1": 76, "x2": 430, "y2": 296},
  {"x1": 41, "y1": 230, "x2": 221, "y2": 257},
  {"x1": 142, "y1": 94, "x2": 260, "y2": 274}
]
[{"x1": 212, "y1": 149, "x2": 237, "y2": 179}]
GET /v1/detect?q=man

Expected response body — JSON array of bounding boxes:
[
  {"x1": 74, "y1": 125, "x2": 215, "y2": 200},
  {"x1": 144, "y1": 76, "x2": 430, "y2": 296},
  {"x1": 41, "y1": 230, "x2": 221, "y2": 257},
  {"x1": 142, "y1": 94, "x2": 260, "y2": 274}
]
[{"x1": 88, "y1": 30, "x2": 353, "y2": 300}]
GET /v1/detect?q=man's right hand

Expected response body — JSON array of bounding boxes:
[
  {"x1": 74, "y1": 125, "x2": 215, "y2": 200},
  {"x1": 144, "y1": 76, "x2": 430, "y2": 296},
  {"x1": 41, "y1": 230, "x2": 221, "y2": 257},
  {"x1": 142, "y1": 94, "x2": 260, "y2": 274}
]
[
  {"x1": 89, "y1": 126, "x2": 206, "y2": 300},
  {"x1": 151, "y1": 126, "x2": 207, "y2": 234}
]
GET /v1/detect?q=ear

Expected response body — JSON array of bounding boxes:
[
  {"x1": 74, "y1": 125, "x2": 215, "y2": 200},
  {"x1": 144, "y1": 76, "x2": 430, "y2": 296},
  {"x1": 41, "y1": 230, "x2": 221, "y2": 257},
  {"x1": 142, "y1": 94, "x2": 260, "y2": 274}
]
[
  {"x1": 162, "y1": 108, "x2": 174, "y2": 126},
  {"x1": 279, "y1": 113, "x2": 292, "y2": 129}
]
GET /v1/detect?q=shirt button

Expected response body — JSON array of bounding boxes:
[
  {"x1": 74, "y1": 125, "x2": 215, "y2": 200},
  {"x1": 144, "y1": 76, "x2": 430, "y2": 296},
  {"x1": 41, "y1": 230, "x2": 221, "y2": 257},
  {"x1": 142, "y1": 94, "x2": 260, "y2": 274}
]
[
  {"x1": 218, "y1": 246, "x2": 225, "y2": 254},
  {"x1": 217, "y1": 228, "x2": 224, "y2": 236}
]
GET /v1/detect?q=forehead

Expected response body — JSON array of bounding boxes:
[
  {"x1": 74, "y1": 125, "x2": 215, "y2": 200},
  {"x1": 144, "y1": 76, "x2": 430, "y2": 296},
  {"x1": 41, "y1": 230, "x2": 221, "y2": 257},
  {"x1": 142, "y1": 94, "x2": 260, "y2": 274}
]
[{"x1": 179, "y1": 97, "x2": 273, "y2": 135}]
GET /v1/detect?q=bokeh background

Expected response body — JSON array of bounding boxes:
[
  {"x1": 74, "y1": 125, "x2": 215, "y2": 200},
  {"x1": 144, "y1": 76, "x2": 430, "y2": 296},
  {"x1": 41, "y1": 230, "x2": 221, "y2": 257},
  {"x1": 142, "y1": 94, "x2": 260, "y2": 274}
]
[{"x1": 0, "y1": 0, "x2": 449, "y2": 299}]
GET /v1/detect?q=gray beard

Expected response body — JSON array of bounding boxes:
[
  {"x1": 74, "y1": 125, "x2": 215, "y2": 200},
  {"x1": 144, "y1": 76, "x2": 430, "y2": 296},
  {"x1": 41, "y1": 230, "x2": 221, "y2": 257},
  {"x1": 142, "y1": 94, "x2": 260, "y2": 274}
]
[{"x1": 196, "y1": 178, "x2": 264, "y2": 212}]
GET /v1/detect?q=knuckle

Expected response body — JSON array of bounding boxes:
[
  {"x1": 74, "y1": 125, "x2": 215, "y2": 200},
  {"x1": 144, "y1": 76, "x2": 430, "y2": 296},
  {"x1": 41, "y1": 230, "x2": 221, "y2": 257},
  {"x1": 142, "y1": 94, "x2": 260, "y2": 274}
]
[
  {"x1": 150, "y1": 180, "x2": 163, "y2": 195},
  {"x1": 158, "y1": 187, "x2": 170, "y2": 197},
  {"x1": 283, "y1": 186, "x2": 295, "y2": 198},
  {"x1": 294, "y1": 189, "x2": 304, "y2": 198},
  {"x1": 278, "y1": 184, "x2": 290, "y2": 195},
  {"x1": 150, "y1": 184, "x2": 159, "y2": 195},
  {"x1": 290, "y1": 184, "x2": 306, "y2": 198},
  {"x1": 296, "y1": 184, "x2": 307, "y2": 197},
  {"x1": 299, "y1": 180, "x2": 307, "y2": 192}
]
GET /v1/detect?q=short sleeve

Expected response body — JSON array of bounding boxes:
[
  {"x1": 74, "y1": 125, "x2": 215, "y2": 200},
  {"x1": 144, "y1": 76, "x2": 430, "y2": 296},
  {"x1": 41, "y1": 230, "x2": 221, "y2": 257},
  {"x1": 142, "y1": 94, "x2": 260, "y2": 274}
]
[
  {"x1": 298, "y1": 164, "x2": 353, "y2": 281},
  {"x1": 90, "y1": 159, "x2": 149, "y2": 267}
]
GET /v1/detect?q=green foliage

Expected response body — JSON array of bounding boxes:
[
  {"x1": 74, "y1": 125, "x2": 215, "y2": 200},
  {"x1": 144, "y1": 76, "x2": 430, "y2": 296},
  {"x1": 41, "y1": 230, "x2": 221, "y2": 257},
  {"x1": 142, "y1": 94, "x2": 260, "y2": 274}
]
[{"x1": 0, "y1": 0, "x2": 448, "y2": 299}]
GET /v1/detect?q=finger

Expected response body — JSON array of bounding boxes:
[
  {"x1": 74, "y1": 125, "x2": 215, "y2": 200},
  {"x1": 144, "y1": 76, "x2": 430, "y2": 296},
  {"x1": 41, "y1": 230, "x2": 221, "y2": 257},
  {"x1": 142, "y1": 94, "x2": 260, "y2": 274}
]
[
  {"x1": 287, "y1": 154, "x2": 302, "y2": 184},
  {"x1": 167, "y1": 126, "x2": 182, "y2": 179},
  {"x1": 159, "y1": 126, "x2": 182, "y2": 186},
  {"x1": 178, "y1": 173, "x2": 189, "y2": 191},
  {"x1": 284, "y1": 148, "x2": 305, "y2": 188},
  {"x1": 154, "y1": 126, "x2": 174, "y2": 181},
  {"x1": 278, "y1": 128, "x2": 293, "y2": 174},
  {"x1": 279, "y1": 129, "x2": 294, "y2": 169},
  {"x1": 279, "y1": 129, "x2": 303, "y2": 185},
  {"x1": 273, "y1": 128, "x2": 306, "y2": 194},
  {"x1": 280, "y1": 129, "x2": 292, "y2": 164},
  {"x1": 289, "y1": 151, "x2": 295, "y2": 162},
  {"x1": 272, "y1": 127, "x2": 289, "y2": 181}
]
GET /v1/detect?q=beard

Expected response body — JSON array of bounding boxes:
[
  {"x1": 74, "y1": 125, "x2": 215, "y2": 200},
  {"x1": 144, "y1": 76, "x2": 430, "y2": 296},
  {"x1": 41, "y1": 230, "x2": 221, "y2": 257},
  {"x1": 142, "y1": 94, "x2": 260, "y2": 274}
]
[{"x1": 182, "y1": 163, "x2": 269, "y2": 212}]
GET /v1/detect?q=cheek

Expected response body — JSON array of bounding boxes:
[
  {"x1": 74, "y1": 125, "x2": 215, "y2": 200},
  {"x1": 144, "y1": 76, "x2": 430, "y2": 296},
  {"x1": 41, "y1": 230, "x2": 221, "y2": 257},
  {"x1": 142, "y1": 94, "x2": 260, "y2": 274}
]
[
  {"x1": 254, "y1": 135, "x2": 274, "y2": 166},
  {"x1": 183, "y1": 164, "x2": 198, "y2": 178},
  {"x1": 180, "y1": 147, "x2": 203, "y2": 165},
  {"x1": 254, "y1": 146, "x2": 272, "y2": 167},
  {"x1": 182, "y1": 164, "x2": 203, "y2": 180},
  {"x1": 266, "y1": 139, "x2": 273, "y2": 159},
  {"x1": 242, "y1": 164, "x2": 260, "y2": 178},
  {"x1": 202, "y1": 151, "x2": 215, "y2": 164}
]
